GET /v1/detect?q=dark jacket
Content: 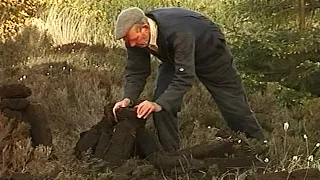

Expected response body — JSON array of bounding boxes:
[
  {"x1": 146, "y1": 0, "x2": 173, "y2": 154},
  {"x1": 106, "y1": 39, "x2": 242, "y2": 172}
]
[{"x1": 123, "y1": 7, "x2": 228, "y2": 111}]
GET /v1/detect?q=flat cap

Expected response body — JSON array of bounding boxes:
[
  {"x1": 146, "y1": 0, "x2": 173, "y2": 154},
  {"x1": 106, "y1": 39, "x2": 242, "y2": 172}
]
[{"x1": 115, "y1": 7, "x2": 146, "y2": 40}]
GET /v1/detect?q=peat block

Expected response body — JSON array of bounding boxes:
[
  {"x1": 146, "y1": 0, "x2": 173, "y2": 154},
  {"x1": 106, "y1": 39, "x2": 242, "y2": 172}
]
[
  {"x1": 0, "y1": 84, "x2": 32, "y2": 99},
  {"x1": 104, "y1": 121, "x2": 140, "y2": 167},
  {"x1": 94, "y1": 131, "x2": 113, "y2": 159},
  {"x1": 205, "y1": 156, "x2": 265, "y2": 171},
  {"x1": 150, "y1": 152, "x2": 206, "y2": 172},
  {"x1": 74, "y1": 115, "x2": 114, "y2": 156},
  {"x1": 75, "y1": 128, "x2": 100, "y2": 155},
  {"x1": 2, "y1": 108, "x2": 22, "y2": 121},
  {"x1": 22, "y1": 103, "x2": 53, "y2": 147},
  {"x1": 1, "y1": 98, "x2": 30, "y2": 110},
  {"x1": 104, "y1": 108, "x2": 146, "y2": 167},
  {"x1": 75, "y1": 107, "x2": 146, "y2": 164},
  {"x1": 135, "y1": 127, "x2": 160, "y2": 158},
  {"x1": 176, "y1": 141, "x2": 234, "y2": 159}
]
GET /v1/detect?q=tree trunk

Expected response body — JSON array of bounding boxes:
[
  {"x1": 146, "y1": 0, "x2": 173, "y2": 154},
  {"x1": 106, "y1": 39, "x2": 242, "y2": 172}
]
[{"x1": 298, "y1": 0, "x2": 306, "y2": 31}]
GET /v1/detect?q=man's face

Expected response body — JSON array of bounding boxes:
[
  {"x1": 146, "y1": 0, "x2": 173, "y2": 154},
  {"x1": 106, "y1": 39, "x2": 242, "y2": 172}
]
[{"x1": 124, "y1": 23, "x2": 150, "y2": 48}]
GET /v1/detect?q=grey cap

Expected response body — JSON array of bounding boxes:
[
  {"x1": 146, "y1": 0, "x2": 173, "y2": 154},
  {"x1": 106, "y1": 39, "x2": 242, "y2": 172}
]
[{"x1": 115, "y1": 7, "x2": 146, "y2": 40}]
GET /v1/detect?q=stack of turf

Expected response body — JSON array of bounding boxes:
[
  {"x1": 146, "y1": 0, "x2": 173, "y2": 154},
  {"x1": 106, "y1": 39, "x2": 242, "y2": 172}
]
[
  {"x1": 0, "y1": 84, "x2": 53, "y2": 148},
  {"x1": 74, "y1": 104, "x2": 257, "y2": 174},
  {"x1": 74, "y1": 105, "x2": 158, "y2": 167}
]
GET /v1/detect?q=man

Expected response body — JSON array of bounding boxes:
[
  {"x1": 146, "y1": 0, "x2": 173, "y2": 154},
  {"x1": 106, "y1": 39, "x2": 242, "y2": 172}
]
[{"x1": 113, "y1": 7, "x2": 265, "y2": 151}]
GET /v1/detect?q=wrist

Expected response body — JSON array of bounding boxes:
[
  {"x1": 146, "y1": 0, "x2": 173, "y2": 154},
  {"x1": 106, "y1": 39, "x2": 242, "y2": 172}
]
[
  {"x1": 153, "y1": 102, "x2": 162, "y2": 112},
  {"x1": 123, "y1": 98, "x2": 134, "y2": 106}
]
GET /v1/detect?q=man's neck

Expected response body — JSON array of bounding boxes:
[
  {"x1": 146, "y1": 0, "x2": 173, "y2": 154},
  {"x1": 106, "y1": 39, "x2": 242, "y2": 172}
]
[{"x1": 147, "y1": 17, "x2": 158, "y2": 52}]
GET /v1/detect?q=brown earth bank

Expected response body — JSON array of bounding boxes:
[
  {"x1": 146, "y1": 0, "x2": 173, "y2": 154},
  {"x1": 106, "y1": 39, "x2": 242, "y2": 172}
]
[{"x1": 1, "y1": 84, "x2": 319, "y2": 179}]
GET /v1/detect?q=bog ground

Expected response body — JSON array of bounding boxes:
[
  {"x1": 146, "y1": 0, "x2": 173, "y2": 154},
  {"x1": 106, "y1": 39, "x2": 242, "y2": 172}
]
[
  {"x1": 0, "y1": 0, "x2": 320, "y2": 179},
  {"x1": 0, "y1": 38, "x2": 319, "y2": 179}
]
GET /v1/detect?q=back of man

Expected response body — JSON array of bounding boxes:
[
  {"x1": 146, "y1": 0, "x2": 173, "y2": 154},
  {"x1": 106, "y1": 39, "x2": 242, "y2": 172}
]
[{"x1": 144, "y1": 7, "x2": 228, "y2": 66}]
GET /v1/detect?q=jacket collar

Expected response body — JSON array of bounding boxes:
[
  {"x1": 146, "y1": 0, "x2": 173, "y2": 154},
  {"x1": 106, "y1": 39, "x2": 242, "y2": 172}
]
[{"x1": 147, "y1": 17, "x2": 158, "y2": 52}]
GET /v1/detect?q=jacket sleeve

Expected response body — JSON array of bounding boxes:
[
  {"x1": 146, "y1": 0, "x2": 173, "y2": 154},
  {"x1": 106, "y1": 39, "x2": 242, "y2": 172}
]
[
  {"x1": 155, "y1": 33, "x2": 196, "y2": 111},
  {"x1": 123, "y1": 47, "x2": 151, "y2": 103}
]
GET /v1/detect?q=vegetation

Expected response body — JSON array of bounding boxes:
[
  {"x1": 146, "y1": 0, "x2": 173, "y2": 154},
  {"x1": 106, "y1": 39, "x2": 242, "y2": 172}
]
[{"x1": 0, "y1": 0, "x2": 319, "y2": 179}]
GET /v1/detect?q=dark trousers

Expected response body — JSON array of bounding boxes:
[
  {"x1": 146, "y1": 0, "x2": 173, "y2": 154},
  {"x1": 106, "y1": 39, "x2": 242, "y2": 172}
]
[{"x1": 152, "y1": 49, "x2": 265, "y2": 152}]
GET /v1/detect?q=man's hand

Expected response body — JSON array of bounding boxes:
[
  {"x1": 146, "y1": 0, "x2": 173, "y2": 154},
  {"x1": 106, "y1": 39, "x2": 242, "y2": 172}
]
[
  {"x1": 113, "y1": 98, "x2": 131, "y2": 116},
  {"x1": 135, "y1": 100, "x2": 162, "y2": 119}
]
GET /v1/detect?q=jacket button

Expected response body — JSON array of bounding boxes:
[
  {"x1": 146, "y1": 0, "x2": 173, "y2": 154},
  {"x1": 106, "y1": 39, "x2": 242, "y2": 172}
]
[{"x1": 179, "y1": 68, "x2": 184, "y2": 72}]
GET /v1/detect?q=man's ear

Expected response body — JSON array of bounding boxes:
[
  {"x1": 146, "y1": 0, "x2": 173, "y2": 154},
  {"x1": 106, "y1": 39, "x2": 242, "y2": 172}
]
[{"x1": 141, "y1": 22, "x2": 150, "y2": 29}]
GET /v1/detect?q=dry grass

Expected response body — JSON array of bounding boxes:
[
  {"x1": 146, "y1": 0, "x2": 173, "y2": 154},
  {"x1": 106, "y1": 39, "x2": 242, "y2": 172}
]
[{"x1": 43, "y1": 5, "x2": 112, "y2": 46}]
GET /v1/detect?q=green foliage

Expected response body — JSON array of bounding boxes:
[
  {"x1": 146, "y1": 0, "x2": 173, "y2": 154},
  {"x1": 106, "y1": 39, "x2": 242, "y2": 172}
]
[
  {"x1": 236, "y1": 0, "x2": 320, "y2": 29},
  {"x1": 242, "y1": 73, "x2": 314, "y2": 108},
  {"x1": 232, "y1": 28, "x2": 320, "y2": 78},
  {"x1": 225, "y1": 0, "x2": 320, "y2": 96}
]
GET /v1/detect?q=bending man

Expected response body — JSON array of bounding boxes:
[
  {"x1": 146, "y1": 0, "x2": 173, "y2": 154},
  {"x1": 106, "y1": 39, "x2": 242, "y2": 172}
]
[{"x1": 113, "y1": 7, "x2": 265, "y2": 151}]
